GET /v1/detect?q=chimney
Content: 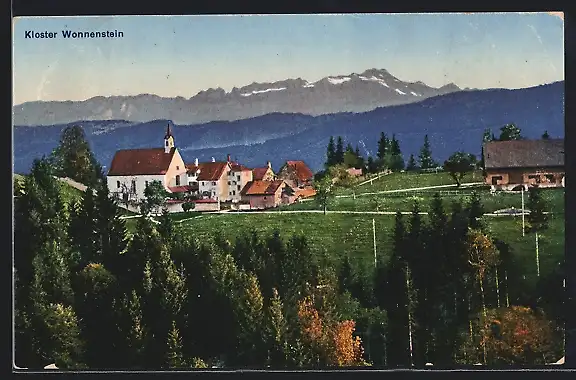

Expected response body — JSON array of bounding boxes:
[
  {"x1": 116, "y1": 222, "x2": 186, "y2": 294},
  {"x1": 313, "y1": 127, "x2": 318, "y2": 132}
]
[
  {"x1": 267, "y1": 161, "x2": 271, "y2": 169},
  {"x1": 211, "y1": 157, "x2": 215, "y2": 162},
  {"x1": 227, "y1": 154, "x2": 231, "y2": 162},
  {"x1": 194, "y1": 158, "x2": 199, "y2": 166}
]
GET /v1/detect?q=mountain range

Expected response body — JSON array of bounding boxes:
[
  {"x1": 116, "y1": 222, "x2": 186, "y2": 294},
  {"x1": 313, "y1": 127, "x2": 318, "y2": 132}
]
[
  {"x1": 13, "y1": 81, "x2": 564, "y2": 175},
  {"x1": 13, "y1": 68, "x2": 464, "y2": 126}
]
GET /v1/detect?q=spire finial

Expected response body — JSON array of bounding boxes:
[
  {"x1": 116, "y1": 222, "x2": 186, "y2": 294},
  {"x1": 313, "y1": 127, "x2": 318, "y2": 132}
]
[{"x1": 165, "y1": 122, "x2": 172, "y2": 138}]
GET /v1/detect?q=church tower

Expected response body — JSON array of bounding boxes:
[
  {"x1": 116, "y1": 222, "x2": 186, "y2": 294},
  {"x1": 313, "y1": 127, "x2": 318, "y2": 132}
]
[{"x1": 164, "y1": 123, "x2": 175, "y2": 153}]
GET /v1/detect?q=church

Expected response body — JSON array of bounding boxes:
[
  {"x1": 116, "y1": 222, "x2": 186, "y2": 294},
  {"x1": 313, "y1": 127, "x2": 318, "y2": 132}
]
[{"x1": 106, "y1": 123, "x2": 189, "y2": 204}]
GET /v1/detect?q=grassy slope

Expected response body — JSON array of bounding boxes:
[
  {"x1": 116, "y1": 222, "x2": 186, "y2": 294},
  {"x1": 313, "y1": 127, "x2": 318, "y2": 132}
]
[
  {"x1": 280, "y1": 187, "x2": 565, "y2": 214},
  {"x1": 132, "y1": 210, "x2": 564, "y2": 287},
  {"x1": 124, "y1": 170, "x2": 565, "y2": 294},
  {"x1": 338, "y1": 170, "x2": 483, "y2": 195}
]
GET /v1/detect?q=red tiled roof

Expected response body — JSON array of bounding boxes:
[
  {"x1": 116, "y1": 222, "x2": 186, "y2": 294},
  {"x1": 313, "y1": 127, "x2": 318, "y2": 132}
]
[
  {"x1": 252, "y1": 167, "x2": 270, "y2": 180},
  {"x1": 168, "y1": 185, "x2": 194, "y2": 193},
  {"x1": 231, "y1": 163, "x2": 251, "y2": 172},
  {"x1": 241, "y1": 180, "x2": 284, "y2": 196},
  {"x1": 283, "y1": 160, "x2": 314, "y2": 182},
  {"x1": 108, "y1": 148, "x2": 176, "y2": 176},
  {"x1": 295, "y1": 187, "x2": 317, "y2": 199},
  {"x1": 186, "y1": 162, "x2": 229, "y2": 181}
]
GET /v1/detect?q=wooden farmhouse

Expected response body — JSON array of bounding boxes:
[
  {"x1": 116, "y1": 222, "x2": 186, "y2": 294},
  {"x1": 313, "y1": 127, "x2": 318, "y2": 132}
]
[{"x1": 482, "y1": 139, "x2": 564, "y2": 191}]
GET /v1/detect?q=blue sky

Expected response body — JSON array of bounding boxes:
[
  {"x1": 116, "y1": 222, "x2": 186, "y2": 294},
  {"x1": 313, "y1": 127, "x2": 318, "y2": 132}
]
[{"x1": 12, "y1": 13, "x2": 564, "y2": 104}]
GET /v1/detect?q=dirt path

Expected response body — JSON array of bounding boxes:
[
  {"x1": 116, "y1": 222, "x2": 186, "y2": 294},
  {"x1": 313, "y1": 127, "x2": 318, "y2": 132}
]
[{"x1": 336, "y1": 182, "x2": 484, "y2": 198}]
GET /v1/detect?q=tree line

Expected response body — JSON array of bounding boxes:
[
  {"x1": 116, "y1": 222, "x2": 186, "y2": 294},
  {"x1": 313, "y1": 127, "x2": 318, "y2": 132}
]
[{"x1": 325, "y1": 133, "x2": 440, "y2": 175}]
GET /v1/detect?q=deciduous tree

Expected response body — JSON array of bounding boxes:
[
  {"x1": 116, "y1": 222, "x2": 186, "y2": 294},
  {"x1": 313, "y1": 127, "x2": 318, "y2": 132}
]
[
  {"x1": 49, "y1": 125, "x2": 103, "y2": 187},
  {"x1": 443, "y1": 152, "x2": 477, "y2": 187}
]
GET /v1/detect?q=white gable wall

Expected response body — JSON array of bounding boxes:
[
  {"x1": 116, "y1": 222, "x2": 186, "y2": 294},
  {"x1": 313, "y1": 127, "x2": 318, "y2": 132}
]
[
  {"x1": 108, "y1": 174, "x2": 166, "y2": 202},
  {"x1": 165, "y1": 149, "x2": 188, "y2": 187}
]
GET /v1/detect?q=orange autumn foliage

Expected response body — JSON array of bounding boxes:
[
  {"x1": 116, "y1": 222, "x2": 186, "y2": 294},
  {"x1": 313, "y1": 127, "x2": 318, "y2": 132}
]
[
  {"x1": 460, "y1": 306, "x2": 561, "y2": 365},
  {"x1": 297, "y1": 296, "x2": 366, "y2": 366}
]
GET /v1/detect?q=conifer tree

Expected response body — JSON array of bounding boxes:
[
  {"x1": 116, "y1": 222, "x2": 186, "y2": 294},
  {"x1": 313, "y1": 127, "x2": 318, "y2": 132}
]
[
  {"x1": 418, "y1": 135, "x2": 436, "y2": 169},
  {"x1": 525, "y1": 187, "x2": 548, "y2": 234},
  {"x1": 467, "y1": 191, "x2": 485, "y2": 231},
  {"x1": 266, "y1": 288, "x2": 289, "y2": 367},
  {"x1": 338, "y1": 255, "x2": 354, "y2": 294},
  {"x1": 525, "y1": 187, "x2": 548, "y2": 277},
  {"x1": 384, "y1": 212, "x2": 411, "y2": 367},
  {"x1": 366, "y1": 156, "x2": 376, "y2": 174},
  {"x1": 123, "y1": 289, "x2": 147, "y2": 368},
  {"x1": 233, "y1": 271, "x2": 266, "y2": 364},
  {"x1": 406, "y1": 154, "x2": 418, "y2": 171},
  {"x1": 389, "y1": 135, "x2": 405, "y2": 171},
  {"x1": 165, "y1": 320, "x2": 186, "y2": 368},
  {"x1": 74, "y1": 263, "x2": 119, "y2": 368},
  {"x1": 326, "y1": 136, "x2": 336, "y2": 168},
  {"x1": 335, "y1": 137, "x2": 345, "y2": 165},
  {"x1": 68, "y1": 188, "x2": 99, "y2": 271},
  {"x1": 94, "y1": 183, "x2": 129, "y2": 277},
  {"x1": 377, "y1": 132, "x2": 388, "y2": 161}
]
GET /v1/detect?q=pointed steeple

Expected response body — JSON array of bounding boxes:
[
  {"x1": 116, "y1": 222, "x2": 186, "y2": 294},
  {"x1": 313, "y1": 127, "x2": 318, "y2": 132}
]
[
  {"x1": 164, "y1": 122, "x2": 175, "y2": 153},
  {"x1": 165, "y1": 123, "x2": 173, "y2": 139}
]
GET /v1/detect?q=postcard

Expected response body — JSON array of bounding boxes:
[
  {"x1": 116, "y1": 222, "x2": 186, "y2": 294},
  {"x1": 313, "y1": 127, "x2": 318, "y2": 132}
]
[{"x1": 12, "y1": 13, "x2": 565, "y2": 371}]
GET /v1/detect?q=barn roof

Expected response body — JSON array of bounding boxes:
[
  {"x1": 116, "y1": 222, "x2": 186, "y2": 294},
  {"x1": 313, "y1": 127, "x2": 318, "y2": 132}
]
[
  {"x1": 483, "y1": 139, "x2": 564, "y2": 169},
  {"x1": 241, "y1": 180, "x2": 285, "y2": 196},
  {"x1": 107, "y1": 147, "x2": 176, "y2": 176}
]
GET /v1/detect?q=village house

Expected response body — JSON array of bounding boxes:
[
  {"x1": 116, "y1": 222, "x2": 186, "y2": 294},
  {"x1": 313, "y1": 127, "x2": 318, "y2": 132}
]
[
  {"x1": 252, "y1": 161, "x2": 276, "y2": 181},
  {"x1": 106, "y1": 124, "x2": 189, "y2": 204},
  {"x1": 482, "y1": 138, "x2": 565, "y2": 191},
  {"x1": 186, "y1": 158, "x2": 231, "y2": 202},
  {"x1": 228, "y1": 158, "x2": 254, "y2": 203},
  {"x1": 276, "y1": 160, "x2": 315, "y2": 189},
  {"x1": 240, "y1": 180, "x2": 295, "y2": 209}
]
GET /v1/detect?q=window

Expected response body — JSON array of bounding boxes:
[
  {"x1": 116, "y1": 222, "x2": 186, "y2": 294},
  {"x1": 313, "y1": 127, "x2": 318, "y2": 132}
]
[
  {"x1": 237, "y1": 185, "x2": 241, "y2": 191},
  {"x1": 165, "y1": 140, "x2": 169, "y2": 146},
  {"x1": 176, "y1": 165, "x2": 180, "y2": 170},
  {"x1": 145, "y1": 180, "x2": 149, "y2": 188},
  {"x1": 117, "y1": 180, "x2": 120, "y2": 189},
  {"x1": 131, "y1": 180, "x2": 136, "y2": 193},
  {"x1": 229, "y1": 192, "x2": 232, "y2": 196},
  {"x1": 228, "y1": 181, "x2": 231, "y2": 185},
  {"x1": 189, "y1": 182, "x2": 193, "y2": 186},
  {"x1": 212, "y1": 182, "x2": 216, "y2": 186},
  {"x1": 491, "y1": 176, "x2": 503, "y2": 185},
  {"x1": 176, "y1": 175, "x2": 181, "y2": 186},
  {"x1": 232, "y1": 190, "x2": 236, "y2": 196},
  {"x1": 545, "y1": 174, "x2": 555, "y2": 182},
  {"x1": 237, "y1": 175, "x2": 241, "y2": 181}
]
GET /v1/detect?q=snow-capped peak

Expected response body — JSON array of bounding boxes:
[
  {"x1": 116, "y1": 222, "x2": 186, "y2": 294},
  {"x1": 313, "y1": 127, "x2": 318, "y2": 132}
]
[
  {"x1": 358, "y1": 75, "x2": 390, "y2": 88},
  {"x1": 327, "y1": 77, "x2": 351, "y2": 85},
  {"x1": 240, "y1": 87, "x2": 287, "y2": 97}
]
